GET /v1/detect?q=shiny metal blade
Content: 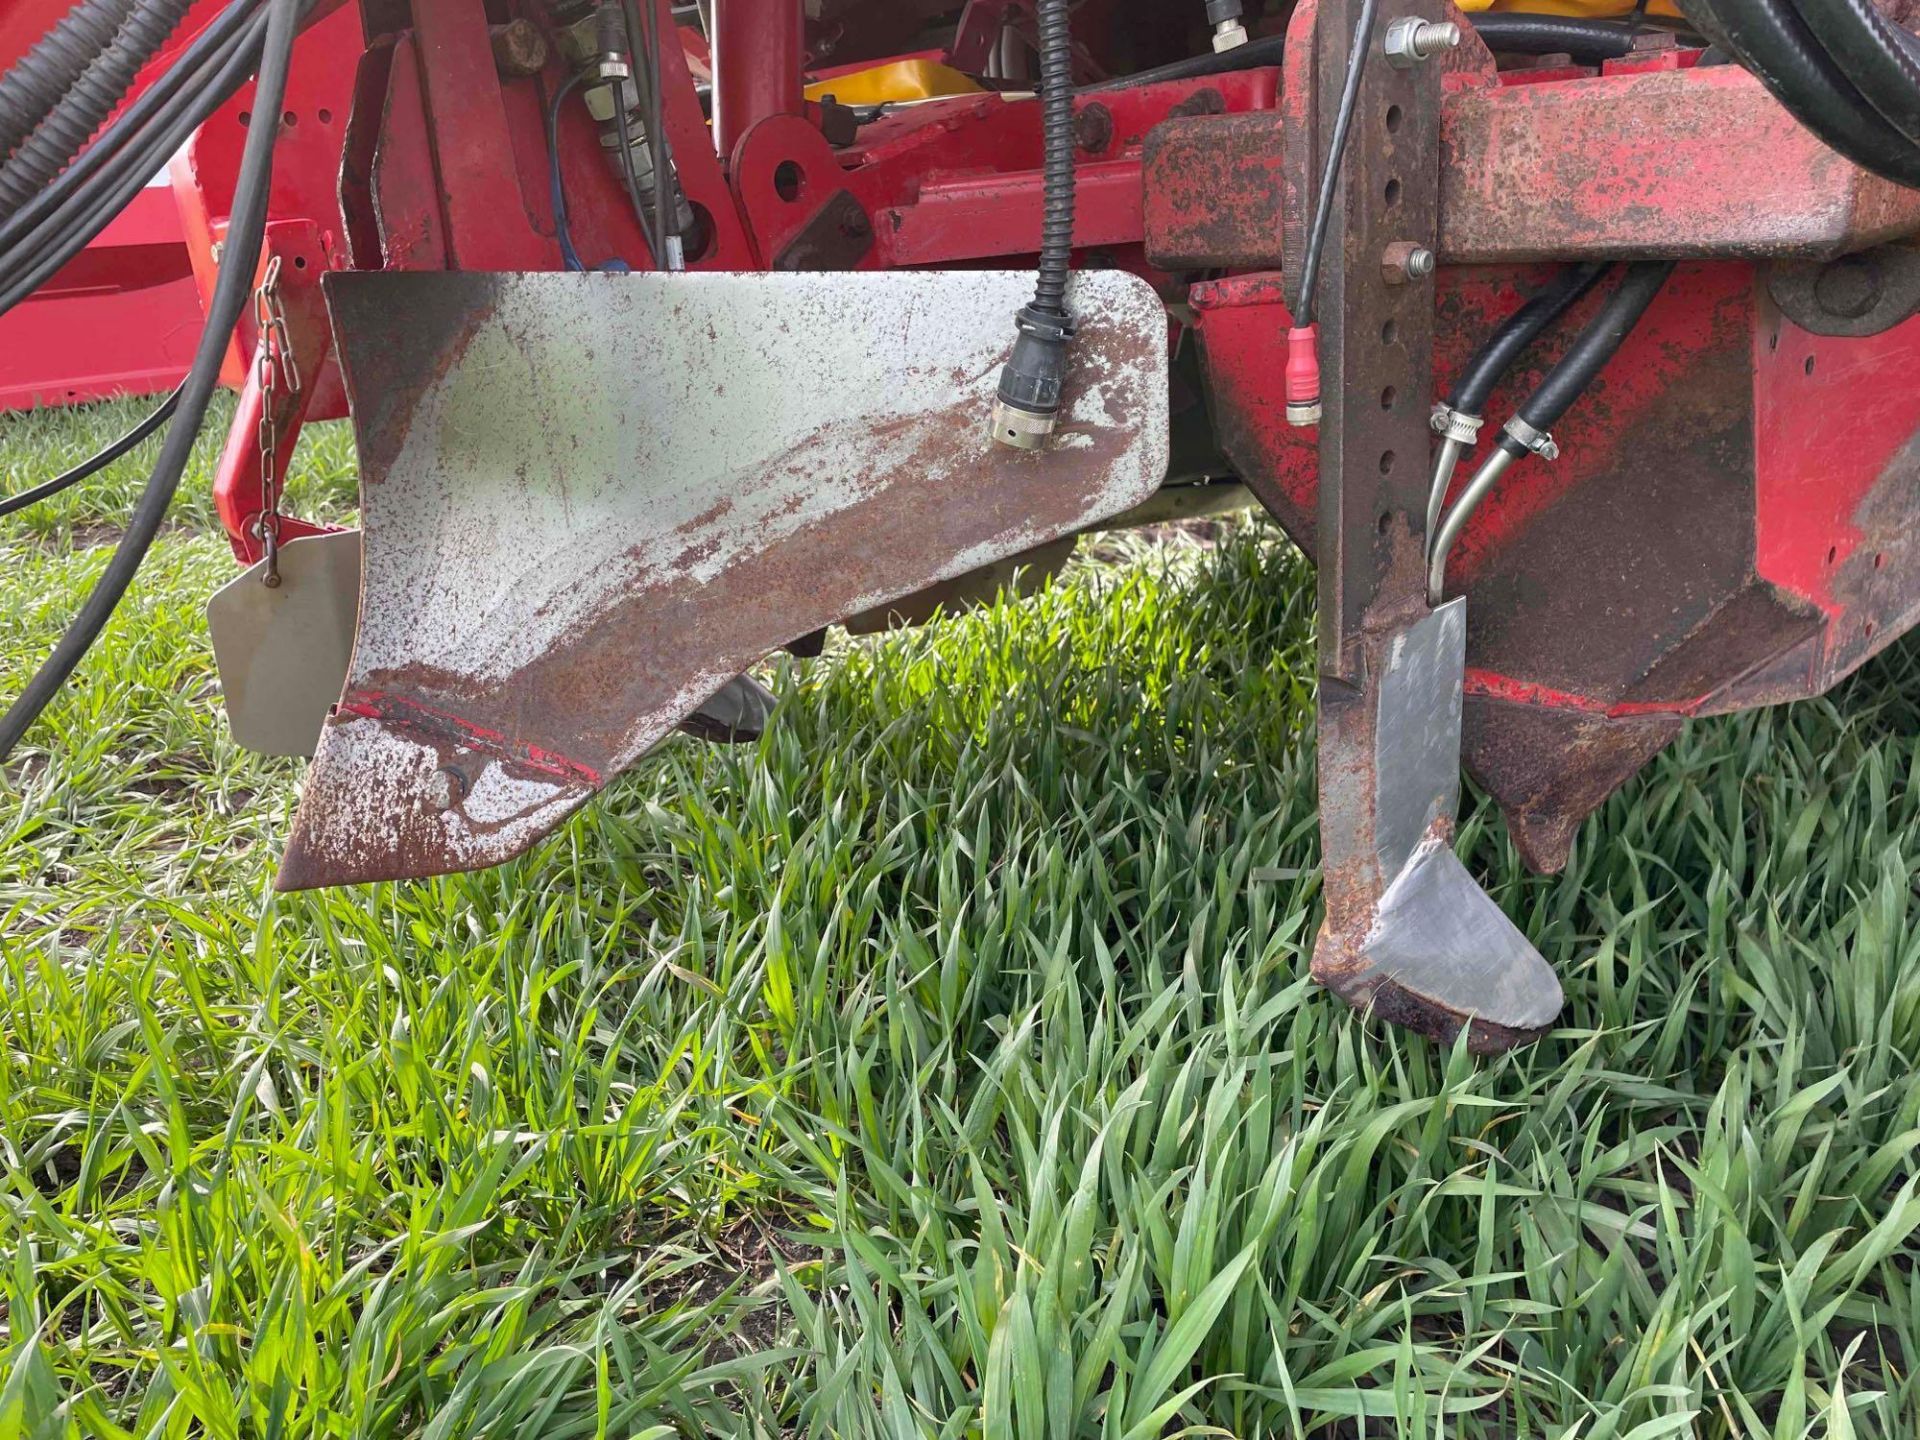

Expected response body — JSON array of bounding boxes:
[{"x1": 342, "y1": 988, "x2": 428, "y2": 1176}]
[{"x1": 278, "y1": 269, "x2": 1169, "y2": 889}]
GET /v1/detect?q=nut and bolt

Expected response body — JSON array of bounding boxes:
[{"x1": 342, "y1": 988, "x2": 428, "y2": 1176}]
[
  {"x1": 490, "y1": 18, "x2": 550, "y2": 77},
  {"x1": 1384, "y1": 16, "x2": 1461, "y2": 68},
  {"x1": 1382, "y1": 240, "x2": 1436, "y2": 284}
]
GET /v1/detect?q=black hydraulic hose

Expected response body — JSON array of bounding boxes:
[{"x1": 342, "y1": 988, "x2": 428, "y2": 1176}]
[
  {"x1": 0, "y1": 0, "x2": 135, "y2": 164},
  {"x1": 1429, "y1": 261, "x2": 1675, "y2": 600},
  {"x1": 0, "y1": 0, "x2": 195, "y2": 216},
  {"x1": 1078, "y1": 33, "x2": 1288, "y2": 93},
  {"x1": 0, "y1": 384, "x2": 181, "y2": 519},
  {"x1": 0, "y1": 7, "x2": 268, "y2": 319},
  {"x1": 1033, "y1": 0, "x2": 1074, "y2": 318},
  {"x1": 1793, "y1": 0, "x2": 1920, "y2": 149},
  {"x1": 1448, "y1": 262, "x2": 1610, "y2": 416},
  {"x1": 1078, "y1": 13, "x2": 1670, "y2": 95},
  {"x1": 1503, "y1": 259, "x2": 1675, "y2": 450},
  {"x1": 0, "y1": 0, "x2": 298, "y2": 765},
  {"x1": 1294, "y1": 0, "x2": 1380, "y2": 327},
  {"x1": 1467, "y1": 13, "x2": 1642, "y2": 62},
  {"x1": 1681, "y1": 0, "x2": 1920, "y2": 187},
  {"x1": 0, "y1": 0, "x2": 259, "y2": 257}
]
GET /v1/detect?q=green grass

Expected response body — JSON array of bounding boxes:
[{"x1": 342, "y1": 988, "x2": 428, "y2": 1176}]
[{"x1": 4, "y1": 396, "x2": 1920, "y2": 1437}]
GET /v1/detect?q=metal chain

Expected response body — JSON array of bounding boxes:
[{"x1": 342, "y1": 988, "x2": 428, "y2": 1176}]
[{"x1": 253, "y1": 255, "x2": 301, "y2": 587}]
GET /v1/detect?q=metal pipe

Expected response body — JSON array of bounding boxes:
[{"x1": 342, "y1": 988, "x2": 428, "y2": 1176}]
[
  {"x1": 711, "y1": 0, "x2": 803, "y2": 161},
  {"x1": 1427, "y1": 445, "x2": 1516, "y2": 604},
  {"x1": 1424, "y1": 434, "x2": 1464, "y2": 549}
]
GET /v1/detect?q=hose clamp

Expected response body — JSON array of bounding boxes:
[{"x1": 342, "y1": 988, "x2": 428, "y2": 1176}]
[
  {"x1": 1503, "y1": 415, "x2": 1560, "y2": 461},
  {"x1": 1430, "y1": 403, "x2": 1483, "y2": 448}
]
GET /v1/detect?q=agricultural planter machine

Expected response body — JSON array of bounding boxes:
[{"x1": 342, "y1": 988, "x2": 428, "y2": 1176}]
[{"x1": 5, "y1": 0, "x2": 1920, "y2": 1051}]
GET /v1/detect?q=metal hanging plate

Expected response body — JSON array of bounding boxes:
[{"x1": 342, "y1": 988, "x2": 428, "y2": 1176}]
[{"x1": 207, "y1": 530, "x2": 361, "y2": 758}]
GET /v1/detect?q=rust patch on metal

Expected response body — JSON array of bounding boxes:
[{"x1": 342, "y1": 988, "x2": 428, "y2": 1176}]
[
  {"x1": 1142, "y1": 112, "x2": 1287, "y2": 271},
  {"x1": 1461, "y1": 698, "x2": 1681, "y2": 874}
]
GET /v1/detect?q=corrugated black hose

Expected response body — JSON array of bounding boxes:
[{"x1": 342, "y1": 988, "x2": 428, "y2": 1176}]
[
  {"x1": 0, "y1": 0, "x2": 260, "y2": 256},
  {"x1": 0, "y1": 0, "x2": 136, "y2": 164},
  {"x1": 0, "y1": 0, "x2": 195, "y2": 216},
  {"x1": 988, "y1": 0, "x2": 1076, "y2": 449}
]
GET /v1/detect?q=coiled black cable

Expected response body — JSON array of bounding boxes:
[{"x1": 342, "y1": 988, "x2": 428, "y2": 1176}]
[
  {"x1": 0, "y1": 384, "x2": 181, "y2": 519},
  {"x1": 0, "y1": 0, "x2": 299, "y2": 764},
  {"x1": 0, "y1": 0, "x2": 135, "y2": 164},
  {"x1": 0, "y1": 0, "x2": 194, "y2": 216},
  {"x1": 1033, "y1": 0, "x2": 1074, "y2": 318}
]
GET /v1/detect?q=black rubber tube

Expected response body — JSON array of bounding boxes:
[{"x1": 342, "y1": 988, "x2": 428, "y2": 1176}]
[
  {"x1": 1448, "y1": 262, "x2": 1610, "y2": 416},
  {"x1": 0, "y1": 384, "x2": 181, "y2": 518},
  {"x1": 0, "y1": 8, "x2": 267, "y2": 318},
  {"x1": 1506, "y1": 260, "x2": 1674, "y2": 447},
  {"x1": 0, "y1": 0, "x2": 135, "y2": 164},
  {"x1": 1467, "y1": 13, "x2": 1641, "y2": 61},
  {"x1": 0, "y1": 0, "x2": 259, "y2": 257},
  {"x1": 1077, "y1": 34, "x2": 1288, "y2": 94},
  {"x1": 1793, "y1": 0, "x2": 1920, "y2": 148},
  {"x1": 1033, "y1": 0, "x2": 1074, "y2": 317},
  {"x1": 0, "y1": 0, "x2": 195, "y2": 215},
  {"x1": 0, "y1": 0, "x2": 298, "y2": 764},
  {"x1": 1080, "y1": 13, "x2": 1672, "y2": 95},
  {"x1": 1683, "y1": 0, "x2": 1920, "y2": 187}
]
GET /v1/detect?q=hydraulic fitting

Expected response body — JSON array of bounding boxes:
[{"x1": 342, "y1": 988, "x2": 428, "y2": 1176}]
[
  {"x1": 1207, "y1": 0, "x2": 1249, "y2": 51},
  {"x1": 593, "y1": 0, "x2": 631, "y2": 81}
]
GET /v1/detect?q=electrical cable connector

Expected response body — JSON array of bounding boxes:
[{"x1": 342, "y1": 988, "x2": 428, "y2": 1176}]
[
  {"x1": 989, "y1": 302, "x2": 1076, "y2": 450},
  {"x1": 1284, "y1": 323, "x2": 1322, "y2": 427}
]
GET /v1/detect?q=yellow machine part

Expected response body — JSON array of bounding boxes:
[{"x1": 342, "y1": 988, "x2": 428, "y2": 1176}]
[
  {"x1": 1457, "y1": 0, "x2": 1682, "y2": 16},
  {"x1": 802, "y1": 59, "x2": 984, "y2": 106}
]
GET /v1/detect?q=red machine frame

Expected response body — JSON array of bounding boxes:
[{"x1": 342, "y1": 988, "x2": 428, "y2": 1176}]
[{"x1": 9, "y1": 0, "x2": 1920, "y2": 878}]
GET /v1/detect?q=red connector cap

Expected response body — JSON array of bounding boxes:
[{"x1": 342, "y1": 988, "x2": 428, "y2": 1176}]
[{"x1": 1284, "y1": 323, "x2": 1322, "y2": 427}]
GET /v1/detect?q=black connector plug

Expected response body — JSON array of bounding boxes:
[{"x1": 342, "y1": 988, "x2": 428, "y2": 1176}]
[{"x1": 988, "y1": 303, "x2": 1075, "y2": 450}]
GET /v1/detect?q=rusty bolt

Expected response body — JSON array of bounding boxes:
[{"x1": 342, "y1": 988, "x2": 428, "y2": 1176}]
[
  {"x1": 1382, "y1": 241, "x2": 1436, "y2": 285},
  {"x1": 491, "y1": 19, "x2": 550, "y2": 78},
  {"x1": 1384, "y1": 16, "x2": 1461, "y2": 67},
  {"x1": 1074, "y1": 102, "x2": 1113, "y2": 155},
  {"x1": 430, "y1": 765, "x2": 469, "y2": 810}
]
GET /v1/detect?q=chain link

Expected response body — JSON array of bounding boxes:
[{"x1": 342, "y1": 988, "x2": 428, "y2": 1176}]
[{"x1": 253, "y1": 255, "x2": 301, "y2": 587}]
